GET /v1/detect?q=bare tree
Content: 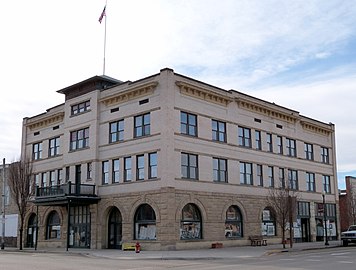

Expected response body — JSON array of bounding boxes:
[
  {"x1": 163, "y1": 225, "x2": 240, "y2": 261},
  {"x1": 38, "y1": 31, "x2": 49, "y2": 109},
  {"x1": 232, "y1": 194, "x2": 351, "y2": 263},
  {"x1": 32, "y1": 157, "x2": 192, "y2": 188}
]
[
  {"x1": 7, "y1": 158, "x2": 33, "y2": 250},
  {"x1": 266, "y1": 186, "x2": 298, "y2": 249}
]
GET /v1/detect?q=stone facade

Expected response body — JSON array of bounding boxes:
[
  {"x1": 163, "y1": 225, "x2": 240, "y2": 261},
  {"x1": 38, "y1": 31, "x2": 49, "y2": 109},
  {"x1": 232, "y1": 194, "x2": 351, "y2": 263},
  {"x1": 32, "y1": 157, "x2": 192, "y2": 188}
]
[{"x1": 21, "y1": 68, "x2": 339, "y2": 250}]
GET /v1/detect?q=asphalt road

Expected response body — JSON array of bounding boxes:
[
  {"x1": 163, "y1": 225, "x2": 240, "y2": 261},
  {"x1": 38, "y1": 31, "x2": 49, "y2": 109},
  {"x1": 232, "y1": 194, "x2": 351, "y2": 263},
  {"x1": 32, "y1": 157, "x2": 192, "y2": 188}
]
[{"x1": 1, "y1": 247, "x2": 355, "y2": 270}]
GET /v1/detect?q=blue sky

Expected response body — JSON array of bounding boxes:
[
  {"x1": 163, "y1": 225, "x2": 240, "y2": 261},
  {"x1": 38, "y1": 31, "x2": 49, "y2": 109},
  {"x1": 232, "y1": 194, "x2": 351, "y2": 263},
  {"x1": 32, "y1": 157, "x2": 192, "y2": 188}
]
[{"x1": 0, "y1": 0, "x2": 355, "y2": 188}]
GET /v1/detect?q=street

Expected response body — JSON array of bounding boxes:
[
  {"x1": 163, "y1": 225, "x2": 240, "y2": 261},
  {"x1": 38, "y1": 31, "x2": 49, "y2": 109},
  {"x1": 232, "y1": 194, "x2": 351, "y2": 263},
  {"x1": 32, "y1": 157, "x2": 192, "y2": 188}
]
[{"x1": 0, "y1": 246, "x2": 355, "y2": 270}]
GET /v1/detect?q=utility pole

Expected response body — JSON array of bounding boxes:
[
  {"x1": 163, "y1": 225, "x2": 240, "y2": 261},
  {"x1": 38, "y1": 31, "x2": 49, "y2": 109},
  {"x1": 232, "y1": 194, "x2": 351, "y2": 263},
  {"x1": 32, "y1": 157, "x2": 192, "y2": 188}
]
[{"x1": 1, "y1": 158, "x2": 5, "y2": 249}]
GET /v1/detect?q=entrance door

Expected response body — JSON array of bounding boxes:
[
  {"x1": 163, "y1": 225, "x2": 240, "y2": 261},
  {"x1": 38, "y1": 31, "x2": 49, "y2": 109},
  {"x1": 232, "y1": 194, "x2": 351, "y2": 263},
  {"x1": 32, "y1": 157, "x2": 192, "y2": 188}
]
[
  {"x1": 26, "y1": 214, "x2": 37, "y2": 248},
  {"x1": 301, "y1": 218, "x2": 310, "y2": 242},
  {"x1": 108, "y1": 208, "x2": 122, "y2": 249}
]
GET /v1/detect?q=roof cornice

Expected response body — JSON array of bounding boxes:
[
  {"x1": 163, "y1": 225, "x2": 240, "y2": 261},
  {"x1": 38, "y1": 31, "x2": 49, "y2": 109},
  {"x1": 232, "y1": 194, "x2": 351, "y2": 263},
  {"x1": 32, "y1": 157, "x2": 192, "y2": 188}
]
[{"x1": 26, "y1": 112, "x2": 64, "y2": 131}]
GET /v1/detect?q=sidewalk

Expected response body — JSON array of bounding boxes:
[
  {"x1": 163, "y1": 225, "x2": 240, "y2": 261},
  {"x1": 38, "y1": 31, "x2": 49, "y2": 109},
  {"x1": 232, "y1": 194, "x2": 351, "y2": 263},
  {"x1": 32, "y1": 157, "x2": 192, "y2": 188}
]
[{"x1": 2, "y1": 240, "x2": 341, "y2": 260}]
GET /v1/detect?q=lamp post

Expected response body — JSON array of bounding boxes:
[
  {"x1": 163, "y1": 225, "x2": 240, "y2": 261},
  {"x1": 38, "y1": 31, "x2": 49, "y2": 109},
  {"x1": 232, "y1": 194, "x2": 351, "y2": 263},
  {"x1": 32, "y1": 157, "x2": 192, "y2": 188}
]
[{"x1": 322, "y1": 191, "x2": 329, "y2": 246}]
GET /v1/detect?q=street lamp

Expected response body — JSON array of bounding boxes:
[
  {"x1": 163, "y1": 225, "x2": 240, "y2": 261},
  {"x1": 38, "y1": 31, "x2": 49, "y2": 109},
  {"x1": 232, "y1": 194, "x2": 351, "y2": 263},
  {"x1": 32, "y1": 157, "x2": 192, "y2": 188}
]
[{"x1": 322, "y1": 191, "x2": 329, "y2": 246}]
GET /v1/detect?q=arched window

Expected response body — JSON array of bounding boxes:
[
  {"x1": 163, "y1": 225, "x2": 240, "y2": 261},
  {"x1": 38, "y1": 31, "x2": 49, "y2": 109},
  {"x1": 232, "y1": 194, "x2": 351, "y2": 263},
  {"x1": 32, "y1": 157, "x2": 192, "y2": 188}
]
[
  {"x1": 46, "y1": 211, "x2": 61, "y2": 239},
  {"x1": 134, "y1": 204, "x2": 156, "y2": 240},
  {"x1": 225, "y1": 205, "x2": 243, "y2": 238},
  {"x1": 180, "y1": 203, "x2": 202, "y2": 240},
  {"x1": 26, "y1": 213, "x2": 37, "y2": 248},
  {"x1": 262, "y1": 207, "x2": 276, "y2": 236},
  {"x1": 108, "y1": 207, "x2": 122, "y2": 249}
]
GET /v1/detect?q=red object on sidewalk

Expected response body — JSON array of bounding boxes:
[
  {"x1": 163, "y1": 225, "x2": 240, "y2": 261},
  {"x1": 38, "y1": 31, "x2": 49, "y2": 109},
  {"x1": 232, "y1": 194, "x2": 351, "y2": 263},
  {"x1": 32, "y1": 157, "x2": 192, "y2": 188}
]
[{"x1": 135, "y1": 242, "x2": 141, "y2": 253}]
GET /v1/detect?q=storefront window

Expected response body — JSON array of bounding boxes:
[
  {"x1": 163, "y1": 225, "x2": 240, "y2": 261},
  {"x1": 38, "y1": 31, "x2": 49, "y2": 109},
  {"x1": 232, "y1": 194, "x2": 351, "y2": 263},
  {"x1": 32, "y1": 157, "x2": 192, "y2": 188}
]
[
  {"x1": 46, "y1": 211, "x2": 60, "y2": 239},
  {"x1": 225, "y1": 206, "x2": 243, "y2": 238},
  {"x1": 261, "y1": 208, "x2": 276, "y2": 236},
  {"x1": 180, "y1": 203, "x2": 202, "y2": 240},
  {"x1": 134, "y1": 204, "x2": 156, "y2": 240}
]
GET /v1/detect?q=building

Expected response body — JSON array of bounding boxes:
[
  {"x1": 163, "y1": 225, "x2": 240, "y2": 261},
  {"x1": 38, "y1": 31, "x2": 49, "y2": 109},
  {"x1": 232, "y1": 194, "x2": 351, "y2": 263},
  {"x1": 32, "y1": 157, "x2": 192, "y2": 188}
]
[
  {"x1": 21, "y1": 68, "x2": 339, "y2": 250},
  {"x1": 0, "y1": 161, "x2": 19, "y2": 247},
  {"x1": 339, "y1": 176, "x2": 356, "y2": 231}
]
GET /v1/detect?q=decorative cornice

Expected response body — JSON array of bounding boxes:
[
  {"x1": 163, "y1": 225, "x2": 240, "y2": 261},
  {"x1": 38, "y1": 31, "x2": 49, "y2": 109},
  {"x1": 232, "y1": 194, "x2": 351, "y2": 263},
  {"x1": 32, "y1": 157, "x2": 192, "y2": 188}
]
[
  {"x1": 236, "y1": 99, "x2": 298, "y2": 124},
  {"x1": 27, "y1": 112, "x2": 64, "y2": 130},
  {"x1": 300, "y1": 121, "x2": 331, "y2": 136},
  {"x1": 176, "y1": 81, "x2": 232, "y2": 107},
  {"x1": 100, "y1": 81, "x2": 158, "y2": 106}
]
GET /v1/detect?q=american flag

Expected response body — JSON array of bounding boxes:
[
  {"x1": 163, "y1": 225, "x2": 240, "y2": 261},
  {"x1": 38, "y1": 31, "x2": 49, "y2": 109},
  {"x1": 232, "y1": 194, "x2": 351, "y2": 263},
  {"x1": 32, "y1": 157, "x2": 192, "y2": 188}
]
[{"x1": 98, "y1": 6, "x2": 106, "y2": 24}]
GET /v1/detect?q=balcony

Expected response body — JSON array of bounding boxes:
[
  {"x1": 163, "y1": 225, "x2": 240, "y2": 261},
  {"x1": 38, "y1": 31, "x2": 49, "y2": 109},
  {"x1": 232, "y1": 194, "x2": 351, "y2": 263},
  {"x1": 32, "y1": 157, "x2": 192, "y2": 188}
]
[{"x1": 34, "y1": 181, "x2": 100, "y2": 206}]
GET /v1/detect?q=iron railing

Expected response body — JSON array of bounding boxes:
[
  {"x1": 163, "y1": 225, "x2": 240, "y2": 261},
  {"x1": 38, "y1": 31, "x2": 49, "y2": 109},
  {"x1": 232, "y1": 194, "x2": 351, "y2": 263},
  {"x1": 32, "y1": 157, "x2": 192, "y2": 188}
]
[{"x1": 36, "y1": 181, "x2": 96, "y2": 198}]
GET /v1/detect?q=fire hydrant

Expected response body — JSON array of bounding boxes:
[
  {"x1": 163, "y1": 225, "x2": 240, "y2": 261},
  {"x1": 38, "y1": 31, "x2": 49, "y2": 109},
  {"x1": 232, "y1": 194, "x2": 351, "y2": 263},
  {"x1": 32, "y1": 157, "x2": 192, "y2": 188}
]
[{"x1": 135, "y1": 242, "x2": 141, "y2": 253}]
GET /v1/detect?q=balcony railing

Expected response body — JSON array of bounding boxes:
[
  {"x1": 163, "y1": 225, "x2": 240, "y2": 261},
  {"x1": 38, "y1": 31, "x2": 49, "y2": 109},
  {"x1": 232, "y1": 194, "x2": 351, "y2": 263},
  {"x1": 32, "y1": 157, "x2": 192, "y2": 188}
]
[{"x1": 36, "y1": 181, "x2": 96, "y2": 198}]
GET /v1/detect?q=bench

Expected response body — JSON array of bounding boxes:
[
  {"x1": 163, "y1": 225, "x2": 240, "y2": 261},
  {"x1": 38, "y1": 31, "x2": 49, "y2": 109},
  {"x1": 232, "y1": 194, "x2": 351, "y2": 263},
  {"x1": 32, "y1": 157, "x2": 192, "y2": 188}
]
[
  {"x1": 249, "y1": 235, "x2": 267, "y2": 246},
  {"x1": 122, "y1": 242, "x2": 136, "y2": 251}
]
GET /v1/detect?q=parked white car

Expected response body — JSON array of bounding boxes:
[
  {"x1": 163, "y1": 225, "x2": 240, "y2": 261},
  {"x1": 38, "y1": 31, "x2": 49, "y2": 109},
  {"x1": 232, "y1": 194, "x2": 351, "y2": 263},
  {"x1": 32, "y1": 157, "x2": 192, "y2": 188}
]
[{"x1": 341, "y1": 225, "x2": 356, "y2": 246}]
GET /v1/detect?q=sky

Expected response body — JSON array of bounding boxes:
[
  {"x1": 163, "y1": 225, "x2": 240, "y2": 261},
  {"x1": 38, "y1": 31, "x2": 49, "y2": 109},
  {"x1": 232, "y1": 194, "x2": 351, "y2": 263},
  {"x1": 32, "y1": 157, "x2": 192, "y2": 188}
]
[{"x1": 1, "y1": 0, "x2": 355, "y2": 188}]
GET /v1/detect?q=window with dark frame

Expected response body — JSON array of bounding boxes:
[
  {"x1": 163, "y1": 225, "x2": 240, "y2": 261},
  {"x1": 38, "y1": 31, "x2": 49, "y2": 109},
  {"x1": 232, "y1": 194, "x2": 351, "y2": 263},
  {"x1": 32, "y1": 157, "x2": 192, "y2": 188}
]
[
  {"x1": 257, "y1": 164, "x2": 263, "y2": 186},
  {"x1": 49, "y1": 170, "x2": 56, "y2": 187},
  {"x1": 109, "y1": 120, "x2": 124, "y2": 143},
  {"x1": 46, "y1": 211, "x2": 61, "y2": 240},
  {"x1": 124, "y1": 157, "x2": 132, "y2": 182},
  {"x1": 70, "y1": 128, "x2": 89, "y2": 150},
  {"x1": 255, "y1": 130, "x2": 262, "y2": 150},
  {"x1": 268, "y1": 166, "x2": 274, "y2": 187},
  {"x1": 180, "y1": 111, "x2": 197, "y2": 136},
  {"x1": 240, "y1": 162, "x2": 253, "y2": 185},
  {"x1": 277, "y1": 136, "x2": 283, "y2": 154},
  {"x1": 305, "y1": 143, "x2": 314, "y2": 160},
  {"x1": 71, "y1": 100, "x2": 90, "y2": 116},
  {"x1": 238, "y1": 127, "x2": 251, "y2": 147},
  {"x1": 149, "y1": 152, "x2": 157, "y2": 179},
  {"x1": 279, "y1": 168, "x2": 285, "y2": 188},
  {"x1": 321, "y1": 147, "x2": 329, "y2": 164},
  {"x1": 212, "y1": 120, "x2": 226, "y2": 142},
  {"x1": 306, "y1": 172, "x2": 315, "y2": 192},
  {"x1": 213, "y1": 158, "x2": 227, "y2": 182},
  {"x1": 225, "y1": 206, "x2": 243, "y2": 238},
  {"x1": 87, "y1": 162, "x2": 92, "y2": 180},
  {"x1": 112, "y1": 159, "x2": 120, "y2": 183},
  {"x1": 286, "y1": 138, "x2": 296, "y2": 157},
  {"x1": 49, "y1": 137, "x2": 60, "y2": 157},
  {"x1": 323, "y1": 175, "x2": 331, "y2": 193},
  {"x1": 288, "y1": 169, "x2": 298, "y2": 190},
  {"x1": 266, "y1": 133, "x2": 273, "y2": 152},
  {"x1": 33, "y1": 142, "x2": 42, "y2": 160},
  {"x1": 136, "y1": 155, "x2": 145, "y2": 180},
  {"x1": 181, "y1": 153, "x2": 198, "y2": 180},
  {"x1": 134, "y1": 113, "x2": 150, "y2": 137},
  {"x1": 57, "y1": 169, "x2": 63, "y2": 186},
  {"x1": 102, "y1": 161, "x2": 109, "y2": 184}
]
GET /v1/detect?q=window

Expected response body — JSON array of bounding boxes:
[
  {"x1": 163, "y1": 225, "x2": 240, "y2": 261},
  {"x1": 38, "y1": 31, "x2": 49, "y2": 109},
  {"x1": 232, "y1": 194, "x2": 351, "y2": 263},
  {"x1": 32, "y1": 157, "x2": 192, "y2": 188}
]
[
  {"x1": 102, "y1": 161, "x2": 109, "y2": 184},
  {"x1": 225, "y1": 206, "x2": 243, "y2": 238},
  {"x1": 305, "y1": 143, "x2": 314, "y2": 160},
  {"x1": 306, "y1": 172, "x2": 315, "y2": 192},
  {"x1": 109, "y1": 120, "x2": 124, "y2": 143},
  {"x1": 33, "y1": 142, "x2": 42, "y2": 160},
  {"x1": 279, "y1": 168, "x2": 285, "y2": 188},
  {"x1": 321, "y1": 147, "x2": 329, "y2": 164},
  {"x1": 181, "y1": 153, "x2": 198, "y2": 180},
  {"x1": 112, "y1": 159, "x2": 120, "y2": 183},
  {"x1": 148, "y1": 152, "x2": 157, "y2": 179},
  {"x1": 180, "y1": 112, "x2": 197, "y2": 136},
  {"x1": 57, "y1": 169, "x2": 63, "y2": 185},
  {"x1": 49, "y1": 137, "x2": 60, "y2": 157},
  {"x1": 71, "y1": 100, "x2": 90, "y2": 115},
  {"x1": 65, "y1": 166, "x2": 70, "y2": 182},
  {"x1": 70, "y1": 128, "x2": 89, "y2": 150},
  {"x1": 323, "y1": 175, "x2": 331, "y2": 193},
  {"x1": 134, "y1": 204, "x2": 156, "y2": 240},
  {"x1": 136, "y1": 155, "x2": 145, "y2": 180},
  {"x1": 34, "y1": 174, "x2": 40, "y2": 187},
  {"x1": 41, "y1": 172, "x2": 47, "y2": 187},
  {"x1": 86, "y1": 163, "x2": 92, "y2": 180},
  {"x1": 238, "y1": 127, "x2": 251, "y2": 147},
  {"x1": 46, "y1": 211, "x2": 60, "y2": 239},
  {"x1": 268, "y1": 166, "x2": 274, "y2": 187},
  {"x1": 124, "y1": 157, "x2": 132, "y2": 182},
  {"x1": 288, "y1": 169, "x2": 298, "y2": 190},
  {"x1": 277, "y1": 136, "x2": 283, "y2": 154},
  {"x1": 180, "y1": 204, "x2": 202, "y2": 240},
  {"x1": 286, "y1": 138, "x2": 296, "y2": 157},
  {"x1": 134, "y1": 113, "x2": 150, "y2": 137},
  {"x1": 266, "y1": 133, "x2": 273, "y2": 152},
  {"x1": 212, "y1": 120, "x2": 226, "y2": 142},
  {"x1": 257, "y1": 164, "x2": 263, "y2": 186},
  {"x1": 49, "y1": 170, "x2": 56, "y2": 187},
  {"x1": 262, "y1": 208, "x2": 276, "y2": 236},
  {"x1": 213, "y1": 158, "x2": 227, "y2": 182},
  {"x1": 255, "y1": 130, "x2": 262, "y2": 150},
  {"x1": 240, "y1": 162, "x2": 253, "y2": 185}
]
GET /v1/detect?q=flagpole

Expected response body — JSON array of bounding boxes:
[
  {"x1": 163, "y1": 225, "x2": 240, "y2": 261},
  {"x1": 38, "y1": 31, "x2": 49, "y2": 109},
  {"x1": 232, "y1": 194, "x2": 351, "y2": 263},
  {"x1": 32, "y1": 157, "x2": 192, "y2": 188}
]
[{"x1": 103, "y1": 0, "x2": 108, "y2": 75}]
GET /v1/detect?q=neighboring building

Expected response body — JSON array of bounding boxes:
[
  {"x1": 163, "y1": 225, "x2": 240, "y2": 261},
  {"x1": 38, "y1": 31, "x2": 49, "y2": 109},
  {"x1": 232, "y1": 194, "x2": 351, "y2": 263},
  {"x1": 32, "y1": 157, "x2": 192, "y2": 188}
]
[
  {"x1": 339, "y1": 176, "x2": 356, "y2": 231},
  {"x1": 21, "y1": 68, "x2": 339, "y2": 250},
  {"x1": 0, "y1": 162, "x2": 19, "y2": 247}
]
